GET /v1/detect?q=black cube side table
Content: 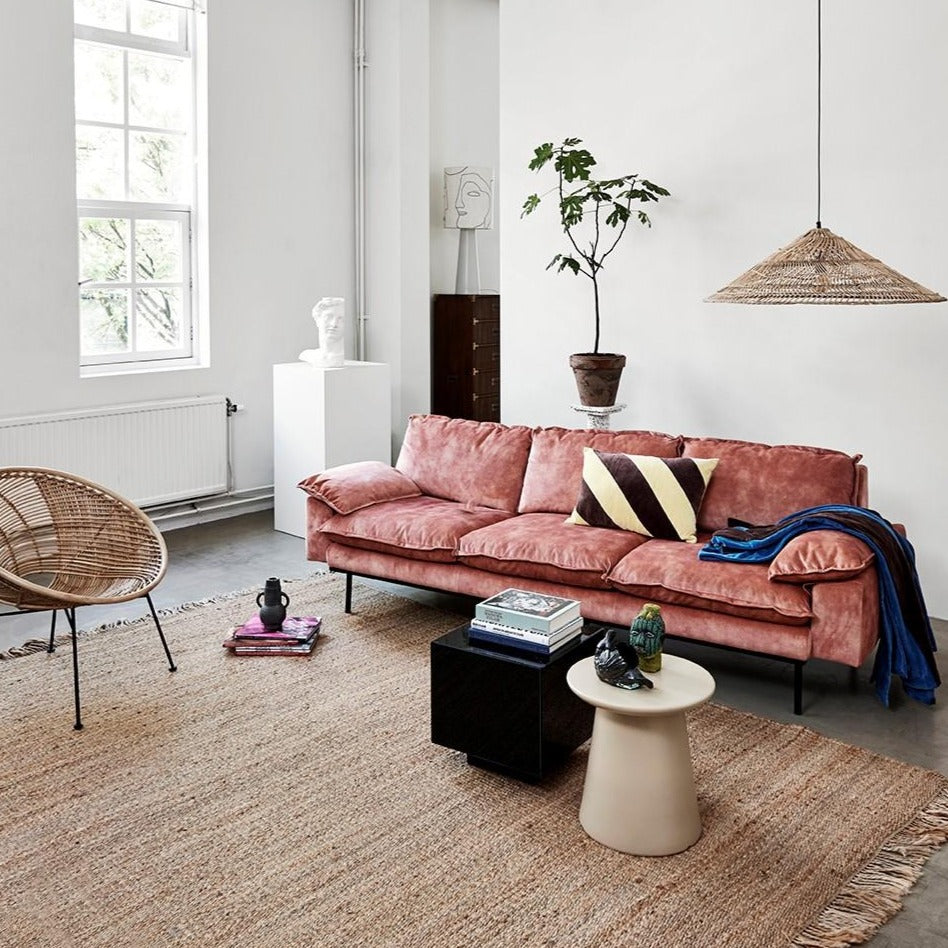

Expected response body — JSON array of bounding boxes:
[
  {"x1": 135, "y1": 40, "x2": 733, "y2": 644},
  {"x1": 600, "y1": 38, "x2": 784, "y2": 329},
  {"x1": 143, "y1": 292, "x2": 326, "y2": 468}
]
[{"x1": 430, "y1": 624, "x2": 602, "y2": 782}]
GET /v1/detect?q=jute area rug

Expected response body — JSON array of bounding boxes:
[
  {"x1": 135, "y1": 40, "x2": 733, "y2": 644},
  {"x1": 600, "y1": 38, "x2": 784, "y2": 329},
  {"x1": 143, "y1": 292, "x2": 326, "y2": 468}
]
[{"x1": 2, "y1": 573, "x2": 946, "y2": 948}]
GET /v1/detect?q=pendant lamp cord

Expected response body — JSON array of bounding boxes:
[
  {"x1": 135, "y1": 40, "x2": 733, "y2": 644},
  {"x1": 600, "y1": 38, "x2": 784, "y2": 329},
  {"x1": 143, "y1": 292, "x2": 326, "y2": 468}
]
[{"x1": 816, "y1": 0, "x2": 822, "y2": 228}]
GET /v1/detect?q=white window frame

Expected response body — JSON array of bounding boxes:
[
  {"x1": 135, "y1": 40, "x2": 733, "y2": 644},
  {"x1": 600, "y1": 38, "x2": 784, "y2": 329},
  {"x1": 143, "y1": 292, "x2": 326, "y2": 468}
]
[{"x1": 74, "y1": 2, "x2": 203, "y2": 373}]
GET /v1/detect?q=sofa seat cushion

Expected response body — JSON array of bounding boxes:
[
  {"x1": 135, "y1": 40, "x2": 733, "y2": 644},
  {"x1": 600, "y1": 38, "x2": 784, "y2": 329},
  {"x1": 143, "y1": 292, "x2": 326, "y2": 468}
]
[
  {"x1": 396, "y1": 414, "x2": 533, "y2": 513},
  {"x1": 682, "y1": 436, "x2": 862, "y2": 533},
  {"x1": 607, "y1": 539, "x2": 812, "y2": 625},
  {"x1": 519, "y1": 426, "x2": 681, "y2": 514},
  {"x1": 457, "y1": 513, "x2": 649, "y2": 589},
  {"x1": 319, "y1": 496, "x2": 512, "y2": 563}
]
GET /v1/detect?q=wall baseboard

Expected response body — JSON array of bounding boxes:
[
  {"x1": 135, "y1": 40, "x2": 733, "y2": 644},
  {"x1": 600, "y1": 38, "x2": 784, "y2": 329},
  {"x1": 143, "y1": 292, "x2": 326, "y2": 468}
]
[{"x1": 147, "y1": 487, "x2": 274, "y2": 532}]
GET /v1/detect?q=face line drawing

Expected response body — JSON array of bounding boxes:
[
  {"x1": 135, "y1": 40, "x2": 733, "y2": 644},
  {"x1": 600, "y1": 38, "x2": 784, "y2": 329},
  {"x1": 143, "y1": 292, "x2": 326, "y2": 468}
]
[{"x1": 445, "y1": 166, "x2": 493, "y2": 230}]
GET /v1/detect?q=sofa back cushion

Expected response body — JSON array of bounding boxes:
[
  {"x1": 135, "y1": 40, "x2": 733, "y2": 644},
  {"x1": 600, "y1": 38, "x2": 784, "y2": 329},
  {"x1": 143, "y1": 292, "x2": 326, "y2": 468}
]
[
  {"x1": 519, "y1": 427, "x2": 682, "y2": 514},
  {"x1": 682, "y1": 435, "x2": 863, "y2": 532},
  {"x1": 396, "y1": 414, "x2": 533, "y2": 513}
]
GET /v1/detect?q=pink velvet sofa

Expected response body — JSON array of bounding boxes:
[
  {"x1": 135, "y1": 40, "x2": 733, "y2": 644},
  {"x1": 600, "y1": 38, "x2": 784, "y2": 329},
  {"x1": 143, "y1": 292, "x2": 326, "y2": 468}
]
[{"x1": 301, "y1": 414, "x2": 879, "y2": 712}]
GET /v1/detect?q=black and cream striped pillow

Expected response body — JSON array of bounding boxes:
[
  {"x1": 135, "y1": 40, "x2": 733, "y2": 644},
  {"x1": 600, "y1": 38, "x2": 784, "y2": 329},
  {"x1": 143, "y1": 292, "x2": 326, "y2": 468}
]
[{"x1": 565, "y1": 449, "x2": 719, "y2": 543}]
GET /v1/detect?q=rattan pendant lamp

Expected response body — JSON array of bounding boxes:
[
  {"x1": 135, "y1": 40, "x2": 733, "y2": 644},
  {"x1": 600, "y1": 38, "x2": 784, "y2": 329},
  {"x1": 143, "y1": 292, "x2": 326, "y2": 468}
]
[{"x1": 706, "y1": 0, "x2": 944, "y2": 305}]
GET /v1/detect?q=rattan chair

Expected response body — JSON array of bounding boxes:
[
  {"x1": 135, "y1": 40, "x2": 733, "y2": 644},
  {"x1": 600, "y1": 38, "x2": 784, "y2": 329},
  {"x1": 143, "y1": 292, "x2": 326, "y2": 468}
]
[{"x1": 0, "y1": 467, "x2": 176, "y2": 729}]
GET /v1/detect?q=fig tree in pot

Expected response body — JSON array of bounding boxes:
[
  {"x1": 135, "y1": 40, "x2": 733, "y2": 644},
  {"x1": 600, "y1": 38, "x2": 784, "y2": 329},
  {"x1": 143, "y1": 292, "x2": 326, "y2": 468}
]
[{"x1": 522, "y1": 137, "x2": 669, "y2": 407}]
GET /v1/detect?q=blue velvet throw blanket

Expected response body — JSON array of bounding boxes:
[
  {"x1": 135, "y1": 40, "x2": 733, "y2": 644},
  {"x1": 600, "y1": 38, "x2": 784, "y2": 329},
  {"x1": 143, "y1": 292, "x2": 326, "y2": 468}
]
[{"x1": 700, "y1": 504, "x2": 940, "y2": 706}]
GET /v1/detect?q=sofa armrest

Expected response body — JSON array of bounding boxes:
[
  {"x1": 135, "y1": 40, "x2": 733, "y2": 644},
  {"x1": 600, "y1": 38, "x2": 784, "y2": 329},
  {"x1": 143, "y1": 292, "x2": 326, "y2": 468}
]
[
  {"x1": 305, "y1": 495, "x2": 337, "y2": 563},
  {"x1": 298, "y1": 460, "x2": 420, "y2": 515},
  {"x1": 809, "y1": 569, "x2": 879, "y2": 666},
  {"x1": 768, "y1": 530, "x2": 874, "y2": 584}
]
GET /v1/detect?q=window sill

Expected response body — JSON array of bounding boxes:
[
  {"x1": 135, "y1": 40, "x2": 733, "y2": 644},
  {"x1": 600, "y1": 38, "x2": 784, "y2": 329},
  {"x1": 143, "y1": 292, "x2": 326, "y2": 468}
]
[{"x1": 80, "y1": 358, "x2": 207, "y2": 379}]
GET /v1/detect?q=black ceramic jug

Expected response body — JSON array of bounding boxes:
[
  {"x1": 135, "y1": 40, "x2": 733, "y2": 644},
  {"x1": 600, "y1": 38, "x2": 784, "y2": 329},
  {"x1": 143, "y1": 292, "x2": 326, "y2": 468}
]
[{"x1": 256, "y1": 577, "x2": 290, "y2": 631}]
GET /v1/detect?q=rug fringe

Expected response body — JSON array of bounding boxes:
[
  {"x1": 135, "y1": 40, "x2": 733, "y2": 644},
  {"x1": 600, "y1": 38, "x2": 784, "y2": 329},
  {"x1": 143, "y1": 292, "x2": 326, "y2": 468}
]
[
  {"x1": 0, "y1": 571, "x2": 335, "y2": 661},
  {"x1": 791, "y1": 784, "x2": 948, "y2": 947}
]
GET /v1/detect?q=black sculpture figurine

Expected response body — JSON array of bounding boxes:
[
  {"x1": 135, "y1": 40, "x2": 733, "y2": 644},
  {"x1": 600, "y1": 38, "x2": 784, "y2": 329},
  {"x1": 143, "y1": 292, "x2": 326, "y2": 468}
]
[{"x1": 594, "y1": 628, "x2": 654, "y2": 691}]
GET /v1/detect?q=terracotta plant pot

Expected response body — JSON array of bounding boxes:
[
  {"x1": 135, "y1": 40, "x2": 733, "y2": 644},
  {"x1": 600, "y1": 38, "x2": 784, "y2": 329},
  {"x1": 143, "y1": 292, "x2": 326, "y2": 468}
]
[{"x1": 569, "y1": 353, "x2": 626, "y2": 407}]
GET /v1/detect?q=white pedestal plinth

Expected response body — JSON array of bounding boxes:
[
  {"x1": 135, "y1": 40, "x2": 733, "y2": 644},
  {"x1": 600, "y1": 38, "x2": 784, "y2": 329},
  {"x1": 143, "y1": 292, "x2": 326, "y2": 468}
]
[
  {"x1": 571, "y1": 404, "x2": 627, "y2": 430},
  {"x1": 273, "y1": 361, "x2": 391, "y2": 538}
]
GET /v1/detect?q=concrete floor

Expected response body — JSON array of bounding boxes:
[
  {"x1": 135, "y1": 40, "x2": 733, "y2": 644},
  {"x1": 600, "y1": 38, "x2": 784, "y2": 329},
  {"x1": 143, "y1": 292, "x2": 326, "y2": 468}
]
[{"x1": 2, "y1": 510, "x2": 945, "y2": 945}]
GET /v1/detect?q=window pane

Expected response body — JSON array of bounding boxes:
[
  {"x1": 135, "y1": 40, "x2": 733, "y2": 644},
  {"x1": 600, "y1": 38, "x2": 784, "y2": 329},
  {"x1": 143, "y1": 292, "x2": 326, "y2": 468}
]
[
  {"x1": 137, "y1": 288, "x2": 182, "y2": 350},
  {"x1": 131, "y1": 0, "x2": 181, "y2": 42},
  {"x1": 76, "y1": 125, "x2": 125, "y2": 200},
  {"x1": 79, "y1": 217, "x2": 130, "y2": 282},
  {"x1": 75, "y1": 0, "x2": 198, "y2": 369},
  {"x1": 81, "y1": 289, "x2": 130, "y2": 354},
  {"x1": 75, "y1": 0, "x2": 126, "y2": 32},
  {"x1": 74, "y1": 42, "x2": 124, "y2": 125},
  {"x1": 128, "y1": 51, "x2": 188, "y2": 130},
  {"x1": 135, "y1": 219, "x2": 183, "y2": 282},
  {"x1": 129, "y1": 132, "x2": 188, "y2": 201}
]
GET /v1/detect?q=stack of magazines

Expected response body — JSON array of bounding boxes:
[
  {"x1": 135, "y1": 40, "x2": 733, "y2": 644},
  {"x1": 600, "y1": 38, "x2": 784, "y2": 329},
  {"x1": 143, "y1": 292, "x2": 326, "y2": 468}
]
[
  {"x1": 222, "y1": 616, "x2": 322, "y2": 656},
  {"x1": 468, "y1": 589, "x2": 583, "y2": 656}
]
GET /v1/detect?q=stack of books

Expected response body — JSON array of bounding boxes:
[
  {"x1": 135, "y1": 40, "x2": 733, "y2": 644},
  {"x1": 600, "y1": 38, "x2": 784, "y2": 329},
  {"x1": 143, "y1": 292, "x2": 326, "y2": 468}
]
[
  {"x1": 468, "y1": 588, "x2": 583, "y2": 656},
  {"x1": 222, "y1": 616, "x2": 322, "y2": 656}
]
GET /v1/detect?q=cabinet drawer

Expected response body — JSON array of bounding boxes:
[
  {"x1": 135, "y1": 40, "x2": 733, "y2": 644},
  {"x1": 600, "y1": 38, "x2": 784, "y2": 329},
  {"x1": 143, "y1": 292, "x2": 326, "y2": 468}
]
[
  {"x1": 472, "y1": 368, "x2": 500, "y2": 395},
  {"x1": 471, "y1": 392, "x2": 500, "y2": 422},
  {"x1": 472, "y1": 345, "x2": 499, "y2": 372},
  {"x1": 479, "y1": 296, "x2": 500, "y2": 320},
  {"x1": 471, "y1": 318, "x2": 500, "y2": 347}
]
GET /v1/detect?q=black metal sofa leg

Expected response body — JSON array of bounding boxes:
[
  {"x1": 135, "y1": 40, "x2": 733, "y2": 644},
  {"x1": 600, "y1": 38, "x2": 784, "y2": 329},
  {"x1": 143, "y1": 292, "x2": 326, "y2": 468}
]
[
  {"x1": 345, "y1": 572, "x2": 353, "y2": 614},
  {"x1": 65, "y1": 607, "x2": 83, "y2": 731},
  {"x1": 793, "y1": 662, "x2": 804, "y2": 716},
  {"x1": 146, "y1": 593, "x2": 177, "y2": 672}
]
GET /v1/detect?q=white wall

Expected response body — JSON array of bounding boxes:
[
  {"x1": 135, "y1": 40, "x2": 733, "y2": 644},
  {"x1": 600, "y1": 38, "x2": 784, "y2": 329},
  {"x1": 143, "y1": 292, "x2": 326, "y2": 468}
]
[
  {"x1": 0, "y1": 0, "x2": 354, "y2": 494},
  {"x1": 0, "y1": 0, "x2": 495, "y2": 502},
  {"x1": 363, "y1": 0, "x2": 498, "y2": 450},
  {"x1": 11, "y1": 0, "x2": 944, "y2": 619},
  {"x1": 207, "y1": 0, "x2": 354, "y2": 485},
  {"x1": 364, "y1": 0, "x2": 432, "y2": 452},
  {"x1": 499, "y1": 0, "x2": 948, "y2": 616},
  {"x1": 0, "y1": 0, "x2": 80, "y2": 400},
  {"x1": 429, "y1": 0, "x2": 500, "y2": 295}
]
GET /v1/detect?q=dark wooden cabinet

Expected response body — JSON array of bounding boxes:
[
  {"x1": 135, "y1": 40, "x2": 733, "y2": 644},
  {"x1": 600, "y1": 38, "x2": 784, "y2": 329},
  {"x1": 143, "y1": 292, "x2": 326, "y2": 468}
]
[{"x1": 431, "y1": 294, "x2": 500, "y2": 422}]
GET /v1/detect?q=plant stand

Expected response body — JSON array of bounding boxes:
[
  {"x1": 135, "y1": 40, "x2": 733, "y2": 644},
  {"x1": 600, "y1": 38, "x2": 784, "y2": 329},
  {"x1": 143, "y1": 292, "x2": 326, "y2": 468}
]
[{"x1": 571, "y1": 403, "x2": 627, "y2": 430}]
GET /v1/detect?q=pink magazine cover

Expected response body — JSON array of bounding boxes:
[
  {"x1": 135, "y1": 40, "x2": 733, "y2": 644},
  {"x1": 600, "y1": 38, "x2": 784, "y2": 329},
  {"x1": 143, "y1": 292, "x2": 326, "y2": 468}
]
[{"x1": 225, "y1": 616, "x2": 321, "y2": 645}]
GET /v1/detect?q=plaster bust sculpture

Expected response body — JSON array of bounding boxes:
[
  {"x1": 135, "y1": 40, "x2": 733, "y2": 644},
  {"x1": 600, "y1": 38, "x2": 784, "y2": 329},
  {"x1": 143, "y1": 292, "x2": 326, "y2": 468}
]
[{"x1": 299, "y1": 297, "x2": 345, "y2": 368}]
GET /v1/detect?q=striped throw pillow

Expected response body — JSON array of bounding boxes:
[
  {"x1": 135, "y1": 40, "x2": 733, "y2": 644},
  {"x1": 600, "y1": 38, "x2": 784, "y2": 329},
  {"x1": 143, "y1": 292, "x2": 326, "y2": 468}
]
[{"x1": 566, "y1": 449, "x2": 719, "y2": 543}]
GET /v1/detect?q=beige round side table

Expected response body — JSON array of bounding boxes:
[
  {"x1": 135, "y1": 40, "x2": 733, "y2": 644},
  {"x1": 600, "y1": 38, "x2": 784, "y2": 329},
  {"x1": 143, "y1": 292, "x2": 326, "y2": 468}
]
[{"x1": 566, "y1": 653, "x2": 715, "y2": 856}]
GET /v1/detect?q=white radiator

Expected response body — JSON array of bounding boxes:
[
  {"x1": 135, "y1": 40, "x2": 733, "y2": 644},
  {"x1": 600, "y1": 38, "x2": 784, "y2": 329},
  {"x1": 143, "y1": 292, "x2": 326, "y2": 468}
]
[{"x1": 0, "y1": 396, "x2": 230, "y2": 508}]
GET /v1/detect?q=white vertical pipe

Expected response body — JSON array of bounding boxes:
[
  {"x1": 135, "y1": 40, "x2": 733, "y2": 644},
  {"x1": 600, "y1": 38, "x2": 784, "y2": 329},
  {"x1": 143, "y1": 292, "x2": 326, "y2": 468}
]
[{"x1": 353, "y1": 0, "x2": 367, "y2": 360}]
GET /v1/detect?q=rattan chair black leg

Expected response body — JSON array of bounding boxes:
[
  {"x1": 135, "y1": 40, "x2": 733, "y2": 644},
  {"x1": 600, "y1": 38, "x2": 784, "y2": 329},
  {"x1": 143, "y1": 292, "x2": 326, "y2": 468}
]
[
  {"x1": 48, "y1": 610, "x2": 57, "y2": 653},
  {"x1": 146, "y1": 593, "x2": 176, "y2": 672},
  {"x1": 65, "y1": 607, "x2": 83, "y2": 731}
]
